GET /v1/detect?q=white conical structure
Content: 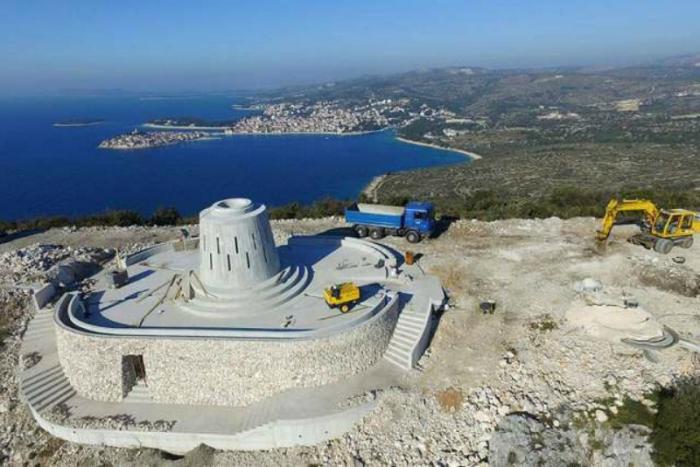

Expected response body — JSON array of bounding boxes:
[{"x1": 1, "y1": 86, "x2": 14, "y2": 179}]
[{"x1": 198, "y1": 198, "x2": 280, "y2": 290}]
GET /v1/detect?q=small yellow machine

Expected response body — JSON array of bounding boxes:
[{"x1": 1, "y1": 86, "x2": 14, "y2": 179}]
[
  {"x1": 596, "y1": 198, "x2": 699, "y2": 254},
  {"x1": 323, "y1": 282, "x2": 360, "y2": 313}
]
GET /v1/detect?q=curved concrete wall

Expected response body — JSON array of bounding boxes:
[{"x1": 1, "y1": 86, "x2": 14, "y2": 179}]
[
  {"x1": 198, "y1": 198, "x2": 280, "y2": 290},
  {"x1": 55, "y1": 294, "x2": 399, "y2": 407}
]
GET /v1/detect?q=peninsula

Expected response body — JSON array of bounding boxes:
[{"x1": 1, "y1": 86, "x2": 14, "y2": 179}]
[{"x1": 98, "y1": 130, "x2": 214, "y2": 150}]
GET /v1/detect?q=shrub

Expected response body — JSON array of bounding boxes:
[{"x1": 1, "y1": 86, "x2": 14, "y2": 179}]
[
  {"x1": 150, "y1": 207, "x2": 182, "y2": 226},
  {"x1": 80, "y1": 210, "x2": 144, "y2": 227},
  {"x1": 650, "y1": 379, "x2": 700, "y2": 466},
  {"x1": 606, "y1": 378, "x2": 700, "y2": 466}
]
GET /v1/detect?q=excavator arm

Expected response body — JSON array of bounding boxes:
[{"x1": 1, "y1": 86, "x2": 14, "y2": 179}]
[{"x1": 596, "y1": 198, "x2": 659, "y2": 242}]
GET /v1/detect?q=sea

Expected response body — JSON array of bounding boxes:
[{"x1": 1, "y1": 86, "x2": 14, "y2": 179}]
[{"x1": 0, "y1": 95, "x2": 467, "y2": 220}]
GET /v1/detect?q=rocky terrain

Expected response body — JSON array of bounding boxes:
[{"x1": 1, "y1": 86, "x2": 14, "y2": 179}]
[{"x1": 1, "y1": 217, "x2": 699, "y2": 466}]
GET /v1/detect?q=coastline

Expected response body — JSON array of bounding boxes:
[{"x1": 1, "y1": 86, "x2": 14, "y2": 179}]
[
  {"x1": 394, "y1": 137, "x2": 482, "y2": 160},
  {"x1": 143, "y1": 123, "x2": 383, "y2": 137},
  {"x1": 228, "y1": 129, "x2": 383, "y2": 137},
  {"x1": 143, "y1": 123, "x2": 229, "y2": 131},
  {"x1": 361, "y1": 174, "x2": 387, "y2": 202}
]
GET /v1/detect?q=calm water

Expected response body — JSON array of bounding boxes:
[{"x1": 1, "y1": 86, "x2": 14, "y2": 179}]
[{"x1": 0, "y1": 96, "x2": 466, "y2": 220}]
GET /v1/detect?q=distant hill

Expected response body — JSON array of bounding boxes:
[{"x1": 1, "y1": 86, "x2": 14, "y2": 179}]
[{"x1": 253, "y1": 53, "x2": 700, "y2": 219}]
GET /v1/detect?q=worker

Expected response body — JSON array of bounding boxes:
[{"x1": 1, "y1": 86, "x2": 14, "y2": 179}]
[{"x1": 668, "y1": 219, "x2": 679, "y2": 234}]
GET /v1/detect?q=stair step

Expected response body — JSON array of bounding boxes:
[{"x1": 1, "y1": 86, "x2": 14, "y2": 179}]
[
  {"x1": 25, "y1": 325, "x2": 55, "y2": 333},
  {"x1": 400, "y1": 314, "x2": 425, "y2": 324},
  {"x1": 397, "y1": 321, "x2": 426, "y2": 333},
  {"x1": 388, "y1": 339, "x2": 412, "y2": 354},
  {"x1": 383, "y1": 353, "x2": 405, "y2": 368},
  {"x1": 24, "y1": 372, "x2": 66, "y2": 394},
  {"x1": 393, "y1": 328, "x2": 420, "y2": 341},
  {"x1": 23, "y1": 366, "x2": 62, "y2": 384},
  {"x1": 32, "y1": 315, "x2": 54, "y2": 323},
  {"x1": 391, "y1": 333, "x2": 414, "y2": 347},
  {"x1": 401, "y1": 309, "x2": 426, "y2": 317},
  {"x1": 36, "y1": 387, "x2": 76, "y2": 413},
  {"x1": 384, "y1": 347, "x2": 409, "y2": 365},
  {"x1": 28, "y1": 379, "x2": 72, "y2": 406}
]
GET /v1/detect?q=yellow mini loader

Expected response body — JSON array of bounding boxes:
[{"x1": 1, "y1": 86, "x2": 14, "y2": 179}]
[{"x1": 323, "y1": 282, "x2": 360, "y2": 313}]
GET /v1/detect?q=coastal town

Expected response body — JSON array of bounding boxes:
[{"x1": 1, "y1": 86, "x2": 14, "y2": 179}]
[
  {"x1": 226, "y1": 101, "x2": 392, "y2": 134},
  {"x1": 98, "y1": 129, "x2": 214, "y2": 150},
  {"x1": 98, "y1": 97, "x2": 471, "y2": 149}
]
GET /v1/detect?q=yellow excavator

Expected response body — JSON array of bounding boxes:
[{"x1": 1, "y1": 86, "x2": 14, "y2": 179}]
[{"x1": 596, "y1": 198, "x2": 699, "y2": 254}]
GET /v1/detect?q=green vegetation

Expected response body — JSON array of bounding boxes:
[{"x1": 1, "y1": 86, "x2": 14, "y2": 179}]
[
  {"x1": 255, "y1": 58, "x2": 700, "y2": 214},
  {"x1": 651, "y1": 380, "x2": 700, "y2": 466},
  {"x1": 0, "y1": 206, "x2": 185, "y2": 232},
  {"x1": 606, "y1": 380, "x2": 700, "y2": 466},
  {"x1": 0, "y1": 200, "x2": 354, "y2": 235},
  {"x1": 150, "y1": 207, "x2": 182, "y2": 226},
  {"x1": 148, "y1": 116, "x2": 239, "y2": 127},
  {"x1": 268, "y1": 197, "x2": 349, "y2": 220},
  {"x1": 2, "y1": 186, "x2": 698, "y2": 237},
  {"x1": 378, "y1": 187, "x2": 700, "y2": 222},
  {"x1": 606, "y1": 397, "x2": 656, "y2": 430},
  {"x1": 529, "y1": 314, "x2": 559, "y2": 332}
]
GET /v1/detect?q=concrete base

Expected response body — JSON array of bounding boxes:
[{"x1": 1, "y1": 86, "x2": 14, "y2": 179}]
[
  {"x1": 20, "y1": 302, "x2": 404, "y2": 453},
  {"x1": 20, "y1": 234, "x2": 443, "y2": 452}
]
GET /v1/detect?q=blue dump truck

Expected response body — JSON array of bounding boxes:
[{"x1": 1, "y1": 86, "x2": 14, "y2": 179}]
[{"x1": 345, "y1": 201, "x2": 435, "y2": 243}]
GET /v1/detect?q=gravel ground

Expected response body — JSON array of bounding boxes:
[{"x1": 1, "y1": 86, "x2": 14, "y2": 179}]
[{"x1": 0, "y1": 217, "x2": 698, "y2": 466}]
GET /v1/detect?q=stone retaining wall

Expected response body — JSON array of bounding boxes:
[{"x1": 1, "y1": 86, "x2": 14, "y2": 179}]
[{"x1": 56, "y1": 295, "x2": 399, "y2": 407}]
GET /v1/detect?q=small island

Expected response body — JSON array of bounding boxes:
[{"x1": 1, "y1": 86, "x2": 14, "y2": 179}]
[
  {"x1": 98, "y1": 129, "x2": 214, "y2": 150},
  {"x1": 53, "y1": 118, "x2": 105, "y2": 127}
]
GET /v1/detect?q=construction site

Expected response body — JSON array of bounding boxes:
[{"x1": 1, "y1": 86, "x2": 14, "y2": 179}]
[{"x1": 1, "y1": 202, "x2": 699, "y2": 465}]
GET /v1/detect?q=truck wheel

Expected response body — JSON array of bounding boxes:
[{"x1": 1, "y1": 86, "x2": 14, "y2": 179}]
[
  {"x1": 356, "y1": 226, "x2": 368, "y2": 238},
  {"x1": 340, "y1": 304, "x2": 350, "y2": 313},
  {"x1": 406, "y1": 231, "x2": 420, "y2": 243},
  {"x1": 370, "y1": 228, "x2": 384, "y2": 240},
  {"x1": 679, "y1": 236, "x2": 694, "y2": 249},
  {"x1": 654, "y1": 238, "x2": 674, "y2": 254}
]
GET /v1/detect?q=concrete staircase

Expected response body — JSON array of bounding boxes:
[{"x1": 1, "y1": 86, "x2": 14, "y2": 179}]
[
  {"x1": 383, "y1": 298, "x2": 432, "y2": 370},
  {"x1": 20, "y1": 307, "x2": 77, "y2": 414},
  {"x1": 383, "y1": 274, "x2": 445, "y2": 371},
  {"x1": 123, "y1": 382, "x2": 152, "y2": 404}
]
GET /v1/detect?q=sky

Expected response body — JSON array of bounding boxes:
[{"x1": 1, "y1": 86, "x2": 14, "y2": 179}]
[{"x1": 1, "y1": 0, "x2": 700, "y2": 95}]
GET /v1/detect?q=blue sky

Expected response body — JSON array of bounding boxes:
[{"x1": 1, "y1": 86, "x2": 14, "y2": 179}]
[{"x1": 1, "y1": 0, "x2": 700, "y2": 95}]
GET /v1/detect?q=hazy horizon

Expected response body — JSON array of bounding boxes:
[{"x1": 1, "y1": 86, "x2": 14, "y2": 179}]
[{"x1": 2, "y1": 0, "x2": 700, "y2": 97}]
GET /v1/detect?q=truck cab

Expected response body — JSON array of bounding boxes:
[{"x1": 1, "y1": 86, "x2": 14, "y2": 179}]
[{"x1": 404, "y1": 202, "x2": 435, "y2": 237}]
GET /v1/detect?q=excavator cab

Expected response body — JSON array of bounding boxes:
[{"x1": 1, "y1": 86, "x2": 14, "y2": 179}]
[{"x1": 652, "y1": 210, "x2": 696, "y2": 239}]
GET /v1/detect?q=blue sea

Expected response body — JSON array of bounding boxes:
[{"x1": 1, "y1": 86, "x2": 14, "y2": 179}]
[{"x1": 0, "y1": 95, "x2": 466, "y2": 220}]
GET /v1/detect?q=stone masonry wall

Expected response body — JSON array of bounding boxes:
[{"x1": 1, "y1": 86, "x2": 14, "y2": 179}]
[{"x1": 56, "y1": 297, "x2": 398, "y2": 407}]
